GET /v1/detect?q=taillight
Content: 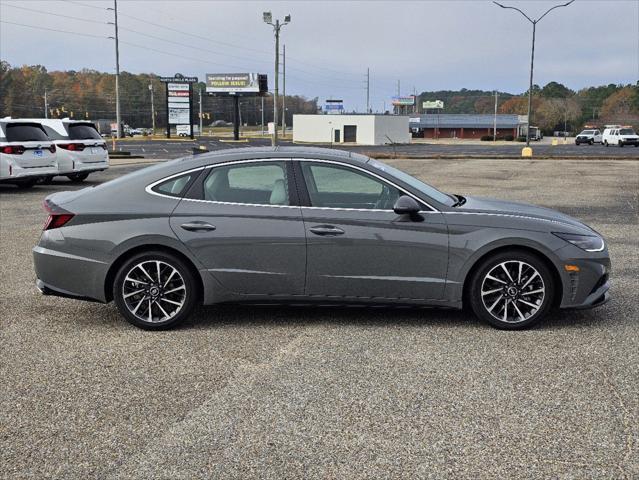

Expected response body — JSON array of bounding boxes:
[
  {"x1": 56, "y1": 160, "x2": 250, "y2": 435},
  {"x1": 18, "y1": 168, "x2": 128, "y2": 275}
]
[
  {"x1": 2, "y1": 145, "x2": 25, "y2": 155},
  {"x1": 58, "y1": 143, "x2": 85, "y2": 151},
  {"x1": 48, "y1": 144, "x2": 56, "y2": 153},
  {"x1": 43, "y1": 213, "x2": 74, "y2": 230},
  {"x1": 42, "y1": 200, "x2": 74, "y2": 230}
]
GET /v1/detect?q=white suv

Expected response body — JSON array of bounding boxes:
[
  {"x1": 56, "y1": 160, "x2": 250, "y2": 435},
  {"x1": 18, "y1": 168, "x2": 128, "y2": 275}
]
[
  {"x1": 602, "y1": 127, "x2": 639, "y2": 147},
  {"x1": 0, "y1": 119, "x2": 58, "y2": 188},
  {"x1": 33, "y1": 119, "x2": 109, "y2": 182}
]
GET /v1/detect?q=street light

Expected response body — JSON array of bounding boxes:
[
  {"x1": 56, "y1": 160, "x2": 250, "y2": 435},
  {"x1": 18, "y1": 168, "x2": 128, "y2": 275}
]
[
  {"x1": 263, "y1": 11, "x2": 291, "y2": 146},
  {"x1": 493, "y1": 0, "x2": 574, "y2": 147}
]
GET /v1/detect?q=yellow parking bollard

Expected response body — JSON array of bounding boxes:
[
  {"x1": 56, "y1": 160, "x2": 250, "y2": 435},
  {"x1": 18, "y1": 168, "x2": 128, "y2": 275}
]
[
  {"x1": 521, "y1": 146, "x2": 533, "y2": 157},
  {"x1": 552, "y1": 138, "x2": 558, "y2": 146}
]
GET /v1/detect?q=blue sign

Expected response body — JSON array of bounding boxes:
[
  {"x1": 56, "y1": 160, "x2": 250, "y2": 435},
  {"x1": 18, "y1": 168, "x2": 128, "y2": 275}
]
[{"x1": 325, "y1": 104, "x2": 344, "y2": 111}]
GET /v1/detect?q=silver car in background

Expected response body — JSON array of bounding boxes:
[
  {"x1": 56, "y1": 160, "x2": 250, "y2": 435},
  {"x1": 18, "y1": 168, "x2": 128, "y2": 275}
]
[
  {"x1": 0, "y1": 119, "x2": 58, "y2": 188},
  {"x1": 33, "y1": 147, "x2": 611, "y2": 330}
]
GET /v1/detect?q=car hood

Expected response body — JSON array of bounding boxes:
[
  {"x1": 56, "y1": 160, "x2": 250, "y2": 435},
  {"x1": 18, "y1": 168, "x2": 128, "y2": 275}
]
[{"x1": 454, "y1": 195, "x2": 593, "y2": 232}]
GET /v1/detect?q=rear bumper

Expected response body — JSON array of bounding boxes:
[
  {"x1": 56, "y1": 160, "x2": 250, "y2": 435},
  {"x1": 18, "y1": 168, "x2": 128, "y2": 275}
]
[
  {"x1": 33, "y1": 245, "x2": 108, "y2": 302},
  {"x1": 1, "y1": 164, "x2": 59, "y2": 182}
]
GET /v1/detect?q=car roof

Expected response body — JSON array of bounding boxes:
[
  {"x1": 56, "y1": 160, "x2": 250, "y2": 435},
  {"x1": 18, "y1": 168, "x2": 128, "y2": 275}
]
[{"x1": 179, "y1": 146, "x2": 371, "y2": 167}]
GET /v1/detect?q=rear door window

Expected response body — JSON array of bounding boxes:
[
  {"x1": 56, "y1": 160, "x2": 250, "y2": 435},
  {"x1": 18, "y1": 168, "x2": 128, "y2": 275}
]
[
  {"x1": 67, "y1": 123, "x2": 102, "y2": 140},
  {"x1": 5, "y1": 124, "x2": 49, "y2": 142},
  {"x1": 203, "y1": 162, "x2": 289, "y2": 205}
]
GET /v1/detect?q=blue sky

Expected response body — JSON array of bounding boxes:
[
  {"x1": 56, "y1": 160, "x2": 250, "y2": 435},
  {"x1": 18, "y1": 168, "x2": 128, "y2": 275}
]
[{"x1": 1, "y1": 0, "x2": 637, "y2": 111}]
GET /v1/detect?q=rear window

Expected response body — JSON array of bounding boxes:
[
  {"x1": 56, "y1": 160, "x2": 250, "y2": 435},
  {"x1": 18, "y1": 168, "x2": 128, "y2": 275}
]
[
  {"x1": 152, "y1": 173, "x2": 194, "y2": 197},
  {"x1": 68, "y1": 123, "x2": 102, "y2": 140},
  {"x1": 5, "y1": 124, "x2": 49, "y2": 142}
]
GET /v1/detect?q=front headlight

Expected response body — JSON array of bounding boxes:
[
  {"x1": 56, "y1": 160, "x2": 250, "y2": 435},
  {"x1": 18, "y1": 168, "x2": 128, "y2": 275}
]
[{"x1": 553, "y1": 232, "x2": 604, "y2": 252}]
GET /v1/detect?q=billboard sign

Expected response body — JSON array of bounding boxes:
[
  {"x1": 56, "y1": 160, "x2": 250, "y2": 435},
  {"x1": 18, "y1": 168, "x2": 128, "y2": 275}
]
[
  {"x1": 167, "y1": 83, "x2": 191, "y2": 125},
  {"x1": 324, "y1": 99, "x2": 344, "y2": 113},
  {"x1": 392, "y1": 96, "x2": 415, "y2": 106},
  {"x1": 206, "y1": 73, "x2": 267, "y2": 95},
  {"x1": 423, "y1": 100, "x2": 444, "y2": 109}
]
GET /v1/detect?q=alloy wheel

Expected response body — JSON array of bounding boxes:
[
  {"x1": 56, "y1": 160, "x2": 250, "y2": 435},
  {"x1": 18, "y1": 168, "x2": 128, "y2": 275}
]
[
  {"x1": 121, "y1": 260, "x2": 186, "y2": 323},
  {"x1": 480, "y1": 260, "x2": 545, "y2": 324}
]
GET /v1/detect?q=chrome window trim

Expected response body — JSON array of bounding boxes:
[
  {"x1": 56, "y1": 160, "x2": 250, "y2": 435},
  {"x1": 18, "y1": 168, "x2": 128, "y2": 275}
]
[{"x1": 145, "y1": 157, "x2": 440, "y2": 212}]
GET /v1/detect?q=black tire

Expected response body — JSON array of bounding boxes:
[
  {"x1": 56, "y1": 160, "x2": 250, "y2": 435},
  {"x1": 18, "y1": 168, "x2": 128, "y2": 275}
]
[
  {"x1": 604, "y1": 141, "x2": 608, "y2": 147},
  {"x1": 468, "y1": 250, "x2": 555, "y2": 330},
  {"x1": 589, "y1": 139, "x2": 594, "y2": 145},
  {"x1": 619, "y1": 141, "x2": 624, "y2": 148},
  {"x1": 16, "y1": 179, "x2": 36, "y2": 189},
  {"x1": 67, "y1": 173, "x2": 89, "y2": 183},
  {"x1": 113, "y1": 250, "x2": 198, "y2": 330}
]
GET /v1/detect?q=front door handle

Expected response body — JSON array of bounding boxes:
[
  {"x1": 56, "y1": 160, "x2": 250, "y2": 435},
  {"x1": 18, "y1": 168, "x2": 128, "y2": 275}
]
[
  {"x1": 181, "y1": 221, "x2": 216, "y2": 232},
  {"x1": 309, "y1": 225, "x2": 345, "y2": 236}
]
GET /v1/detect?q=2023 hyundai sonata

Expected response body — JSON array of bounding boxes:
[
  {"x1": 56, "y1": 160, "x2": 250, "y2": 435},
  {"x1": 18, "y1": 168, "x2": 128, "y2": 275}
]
[{"x1": 33, "y1": 147, "x2": 610, "y2": 330}]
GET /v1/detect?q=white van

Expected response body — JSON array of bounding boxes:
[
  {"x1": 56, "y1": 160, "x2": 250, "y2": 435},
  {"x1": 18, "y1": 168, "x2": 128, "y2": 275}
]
[
  {"x1": 602, "y1": 126, "x2": 639, "y2": 147},
  {"x1": 0, "y1": 119, "x2": 58, "y2": 188},
  {"x1": 27, "y1": 118, "x2": 109, "y2": 182}
]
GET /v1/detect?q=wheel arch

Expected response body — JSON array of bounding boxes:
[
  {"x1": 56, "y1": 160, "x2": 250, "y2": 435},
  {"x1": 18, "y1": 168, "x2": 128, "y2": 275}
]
[
  {"x1": 461, "y1": 244, "x2": 563, "y2": 309},
  {"x1": 104, "y1": 244, "x2": 204, "y2": 303}
]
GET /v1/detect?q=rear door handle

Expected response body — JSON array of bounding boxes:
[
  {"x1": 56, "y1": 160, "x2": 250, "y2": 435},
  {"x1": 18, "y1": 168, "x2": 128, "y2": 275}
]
[
  {"x1": 181, "y1": 221, "x2": 216, "y2": 232},
  {"x1": 309, "y1": 225, "x2": 345, "y2": 236}
]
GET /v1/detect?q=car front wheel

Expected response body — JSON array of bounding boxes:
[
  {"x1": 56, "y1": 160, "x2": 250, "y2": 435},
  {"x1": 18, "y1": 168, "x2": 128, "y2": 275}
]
[
  {"x1": 113, "y1": 251, "x2": 198, "y2": 330},
  {"x1": 469, "y1": 250, "x2": 555, "y2": 329}
]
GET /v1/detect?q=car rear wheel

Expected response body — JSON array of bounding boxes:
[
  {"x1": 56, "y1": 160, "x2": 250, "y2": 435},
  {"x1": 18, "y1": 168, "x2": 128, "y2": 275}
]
[
  {"x1": 469, "y1": 250, "x2": 555, "y2": 330},
  {"x1": 604, "y1": 140, "x2": 608, "y2": 147},
  {"x1": 113, "y1": 251, "x2": 198, "y2": 330},
  {"x1": 589, "y1": 139, "x2": 594, "y2": 145},
  {"x1": 16, "y1": 179, "x2": 36, "y2": 189},
  {"x1": 67, "y1": 173, "x2": 89, "y2": 183}
]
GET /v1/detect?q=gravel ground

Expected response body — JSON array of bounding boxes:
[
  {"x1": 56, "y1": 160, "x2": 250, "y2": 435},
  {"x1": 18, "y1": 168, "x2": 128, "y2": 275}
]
[{"x1": 1, "y1": 158, "x2": 638, "y2": 479}]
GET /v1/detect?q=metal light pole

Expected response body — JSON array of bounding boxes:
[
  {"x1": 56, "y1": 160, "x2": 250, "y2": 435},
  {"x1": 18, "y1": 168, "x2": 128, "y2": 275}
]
[
  {"x1": 199, "y1": 86, "x2": 203, "y2": 137},
  {"x1": 263, "y1": 12, "x2": 290, "y2": 146},
  {"x1": 44, "y1": 89, "x2": 48, "y2": 118},
  {"x1": 107, "y1": 0, "x2": 122, "y2": 138},
  {"x1": 282, "y1": 44, "x2": 286, "y2": 137},
  {"x1": 493, "y1": 91, "x2": 498, "y2": 142},
  {"x1": 493, "y1": 1, "x2": 574, "y2": 147},
  {"x1": 366, "y1": 68, "x2": 370, "y2": 113},
  {"x1": 149, "y1": 84, "x2": 155, "y2": 135}
]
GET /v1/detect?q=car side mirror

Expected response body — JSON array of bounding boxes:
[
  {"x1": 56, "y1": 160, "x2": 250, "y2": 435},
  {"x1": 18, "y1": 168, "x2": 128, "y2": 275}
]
[{"x1": 393, "y1": 195, "x2": 421, "y2": 215}]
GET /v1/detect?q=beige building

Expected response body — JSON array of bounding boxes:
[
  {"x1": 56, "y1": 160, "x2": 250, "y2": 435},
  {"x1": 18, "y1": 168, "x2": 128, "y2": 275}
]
[{"x1": 293, "y1": 114, "x2": 410, "y2": 145}]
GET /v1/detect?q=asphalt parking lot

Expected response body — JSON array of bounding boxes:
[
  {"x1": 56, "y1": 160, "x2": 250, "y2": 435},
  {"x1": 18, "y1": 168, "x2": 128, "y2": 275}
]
[
  {"x1": 1, "y1": 157, "x2": 638, "y2": 479},
  {"x1": 116, "y1": 136, "x2": 639, "y2": 160}
]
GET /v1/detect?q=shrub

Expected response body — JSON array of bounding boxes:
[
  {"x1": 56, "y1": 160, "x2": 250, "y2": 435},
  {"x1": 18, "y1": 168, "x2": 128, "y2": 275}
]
[
  {"x1": 480, "y1": 135, "x2": 494, "y2": 141},
  {"x1": 503, "y1": 134, "x2": 514, "y2": 141},
  {"x1": 516, "y1": 136, "x2": 528, "y2": 142}
]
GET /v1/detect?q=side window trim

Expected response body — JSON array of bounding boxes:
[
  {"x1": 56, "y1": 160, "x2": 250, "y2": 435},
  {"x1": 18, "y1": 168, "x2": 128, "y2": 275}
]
[{"x1": 294, "y1": 159, "x2": 436, "y2": 212}]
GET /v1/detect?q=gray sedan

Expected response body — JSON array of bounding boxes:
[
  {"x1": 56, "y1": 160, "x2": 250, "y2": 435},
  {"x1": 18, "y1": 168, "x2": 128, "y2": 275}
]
[{"x1": 33, "y1": 147, "x2": 610, "y2": 330}]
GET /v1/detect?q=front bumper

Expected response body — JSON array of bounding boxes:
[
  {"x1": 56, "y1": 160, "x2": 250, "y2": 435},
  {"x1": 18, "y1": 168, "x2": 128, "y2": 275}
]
[{"x1": 554, "y1": 243, "x2": 611, "y2": 309}]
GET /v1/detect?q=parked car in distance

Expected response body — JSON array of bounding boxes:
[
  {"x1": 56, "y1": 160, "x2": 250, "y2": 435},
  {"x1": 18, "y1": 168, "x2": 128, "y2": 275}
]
[
  {"x1": 602, "y1": 126, "x2": 639, "y2": 147},
  {"x1": 34, "y1": 147, "x2": 611, "y2": 331},
  {"x1": 575, "y1": 129, "x2": 602, "y2": 145},
  {"x1": 0, "y1": 118, "x2": 58, "y2": 188},
  {"x1": 33, "y1": 118, "x2": 109, "y2": 182}
]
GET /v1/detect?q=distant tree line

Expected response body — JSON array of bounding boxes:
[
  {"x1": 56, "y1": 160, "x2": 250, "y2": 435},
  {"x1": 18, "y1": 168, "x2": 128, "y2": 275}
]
[
  {"x1": 418, "y1": 82, "x2": 639, "y2": 134},
  {"x1": 0, "y1": 62, "x2": 318, "y2": 128}
]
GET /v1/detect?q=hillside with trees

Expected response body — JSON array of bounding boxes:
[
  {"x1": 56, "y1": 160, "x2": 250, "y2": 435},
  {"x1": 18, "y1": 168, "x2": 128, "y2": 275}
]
[
  {"x1": 418, "y1": 82, "x2": 639, "y2": 134},
  {"x1": 1, "y1": 62, "x2": 637, "y2": 133},
  {"x1": 0, "y1": 61, "x2": 318, "y2": 129}
]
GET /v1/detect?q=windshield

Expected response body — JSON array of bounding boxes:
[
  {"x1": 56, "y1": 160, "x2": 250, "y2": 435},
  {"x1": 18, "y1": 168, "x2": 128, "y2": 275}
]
[
  {"x1": 580, "y1": 130, "x2": 594, "y2": 135},
  {"x1": 368, "y1": 159, "x2": 455, "y2": 206},
  {"x1": 620, "y1": 128, "x2": 636, "y2": 135},
  {"x1": 5, "y1": 124, "x2": 49, "y2": 142}
]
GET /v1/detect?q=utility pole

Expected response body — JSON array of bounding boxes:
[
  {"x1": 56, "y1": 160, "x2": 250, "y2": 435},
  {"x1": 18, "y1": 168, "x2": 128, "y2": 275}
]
[
  {"x1": 396, "y1": 79, "x2": 400, "y2": 115},
  {"x1": 263, "y1": 12, "x2": 290, "y2": 146},
  {"x1": 149, "y1": 84, "x2": 155, "y2": 135},
  {"x1": 493, "y1": 0, "x2": 574, "y2": 148},
  {"x1": 366, "y1": 68, "x2": 370, "y2": 113},
  {"x1": 493, "y1": 91, "x2": 498, "y2": 142},
  {"x1": 261, "y1": 96, "x2": 265, "y2": 135},
  {"x1": 282, "y1": 44, "x2": 286, "y2": 137},
  {"x1": 108, "y1": 0, "x2": 122, "y2": 138},
  {"x1": 199, "y1": 86, "x2": 203, "y2": 137},
  {"x1": 44, "y1": 89, "x2": 48, "y2": 118}
]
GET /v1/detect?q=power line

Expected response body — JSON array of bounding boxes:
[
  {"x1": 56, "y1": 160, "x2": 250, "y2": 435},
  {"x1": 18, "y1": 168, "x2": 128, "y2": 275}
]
[
  {"x1": 61, "y1": 0, "x2": 108, "y2": 11},
  {"x1": 0, "y1": 20, "x2": 108, "y2": 39},
  {"x1": 1, "y1": 3, "x2": 108, "y2": 25}
]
